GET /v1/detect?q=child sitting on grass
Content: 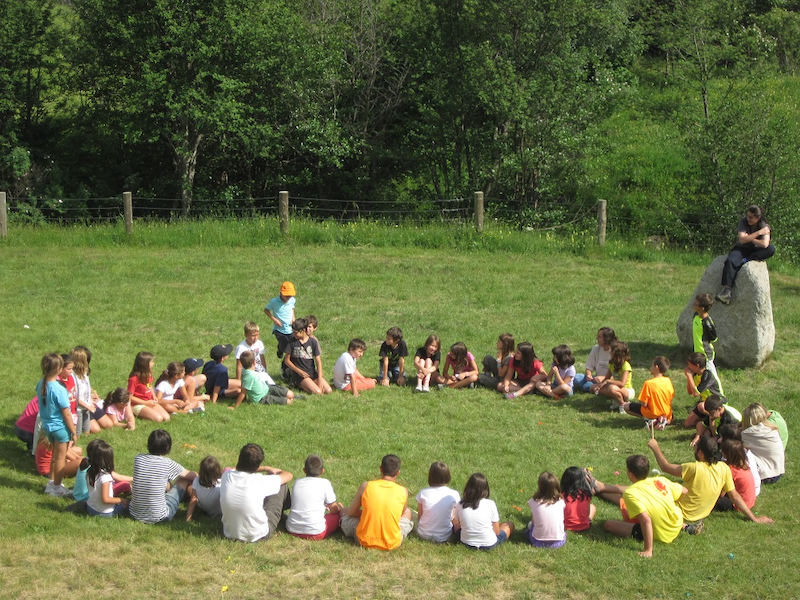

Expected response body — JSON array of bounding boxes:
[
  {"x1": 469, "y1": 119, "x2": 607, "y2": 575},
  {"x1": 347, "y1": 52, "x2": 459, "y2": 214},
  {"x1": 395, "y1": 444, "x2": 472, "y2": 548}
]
[
  {"x1": 203, "y1": 344, "x2": 242, "y2": 404},
  {"x1": 591, "y1": 341, "x2": 635, "y2": 413},
  {"x1": 379, "y1": 327, "x2": 408, "y2": 387},
  {"x1": 333, "y1": 339, "x2": 377, "y2": 396},
  {"x1": 689, "y1": 395, "x2": 741, "y2": 447},
  {"x1": 186, "y1": 455, "x2": 225, "y2": 521},
  {"x1": 416, "y1": 461, "x2": 460, "y2": 543},
  {"x1": 527, "y1": 472, "x2": 566, "y2": 548},
  {"x1": 500, "y1": 342, "x2": 545, "y2": 398},
  {"x1": 231, "y1": 350, "x2": 296, "y2": 408},
  {"x1": 683, "y1": 352, "x2": 726, "y2": 429},
  {"x1": 623, "y1": 356, "x2": 674, "y2": 429},
  {"x1": 286, "y1": 454, "x2": 343, "y2": 540},
  {"x1": 535, "y1": 345, "x2": 576, "y2": 399},
  {"x1": 283, "y1": 318, "x2": 332, "y2": 395},
  {"x1": 442, "y1": 342, "x2": 480, "y2": 389}
]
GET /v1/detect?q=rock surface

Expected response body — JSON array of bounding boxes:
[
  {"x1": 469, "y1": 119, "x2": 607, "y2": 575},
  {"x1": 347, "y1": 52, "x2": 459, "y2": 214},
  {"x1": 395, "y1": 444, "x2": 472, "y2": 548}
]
[{"x1": 676, "y1": 255, "x2": 774, "y2": 368}]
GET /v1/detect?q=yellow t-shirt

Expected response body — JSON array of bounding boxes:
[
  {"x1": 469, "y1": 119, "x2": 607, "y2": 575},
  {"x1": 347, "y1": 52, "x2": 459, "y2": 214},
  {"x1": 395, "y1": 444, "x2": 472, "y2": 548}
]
[
  {"x1": 623, "y1": 476, "x2": 684, "y2": 543},
  {"x1": 678, "y1": 461, "x2": 734, "y2": 522},
  {"x1": 611, "y1": 361, "x2": 634, "y2": 390},
  {"x1": 356, "y1": 479, "x2": 408, "y2": 550}
]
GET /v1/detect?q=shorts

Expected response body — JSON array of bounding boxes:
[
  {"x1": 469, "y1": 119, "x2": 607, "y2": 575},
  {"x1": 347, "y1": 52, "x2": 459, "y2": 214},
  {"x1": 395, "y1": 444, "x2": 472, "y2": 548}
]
[
  {"x1": 528, "y1": 533, "x2": 566, "y2": 549},
  {"x1": 45, "y1": 427, "x2": 70, "y2": 444},
  {"x1": 258, "y1": 385, "x2": 291, "y2": 405},
  {"x1": 624, "y1": 387, "x2": 635, "y2": 401},
  {"x1": 88, "y1": 503, "x2": 128, "y2": 518},
  {"x1": 290, "y1": 371, "x2": 318, "y2": 388},
  {"x1": 631, "y1": 523, "x2": 643, "y2": 541},
  {"x1": 627, "y1": 402, "x2": 643, "y2": 416},
  {"x1": 89, "y1": 406, "x2": 106, "y2": 420},
  {"x1": 160, "y1": 485, "x2": 186, "y2": 523},
  {"x1": 462, "y1": 529, "x2": 508, "y2": 551},
  {"x1": 131, "y1": 404, "x2": 145, "y2": 417}
]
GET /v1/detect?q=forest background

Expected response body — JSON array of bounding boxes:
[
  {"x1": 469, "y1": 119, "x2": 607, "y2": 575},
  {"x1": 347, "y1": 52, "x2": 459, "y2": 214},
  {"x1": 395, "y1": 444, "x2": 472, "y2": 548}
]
[{"x1": 2, "y1": 0, "x2": 800, "y2": 258}]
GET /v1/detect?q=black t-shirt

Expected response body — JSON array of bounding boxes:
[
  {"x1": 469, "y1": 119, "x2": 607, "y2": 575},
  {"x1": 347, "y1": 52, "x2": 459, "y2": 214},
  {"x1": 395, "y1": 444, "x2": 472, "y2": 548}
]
[
  {"x1": 415, "y1": 347, "x2": 441, "y2": 364},
  {"x1": 379, "y1": 340, "x2": 409, "y2": 366}
]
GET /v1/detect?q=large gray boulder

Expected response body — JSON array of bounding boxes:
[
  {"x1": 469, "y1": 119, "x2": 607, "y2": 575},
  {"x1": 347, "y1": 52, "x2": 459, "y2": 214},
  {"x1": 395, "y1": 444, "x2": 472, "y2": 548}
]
[{"x1": 676, "y1": 255, "x2": 774, "y2": 368}]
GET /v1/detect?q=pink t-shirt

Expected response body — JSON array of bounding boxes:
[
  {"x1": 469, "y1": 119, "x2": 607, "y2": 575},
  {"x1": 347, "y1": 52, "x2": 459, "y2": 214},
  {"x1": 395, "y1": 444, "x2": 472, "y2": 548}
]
[
  {"x1": 105, "y1": 403, "x2": 128, "y2": 424},
  {"x1": 445, "y1": 352, "x2": 476, "y2": 375},
  {"x1": 16, "y1": 397, "x2": 39, "y2": 433}
]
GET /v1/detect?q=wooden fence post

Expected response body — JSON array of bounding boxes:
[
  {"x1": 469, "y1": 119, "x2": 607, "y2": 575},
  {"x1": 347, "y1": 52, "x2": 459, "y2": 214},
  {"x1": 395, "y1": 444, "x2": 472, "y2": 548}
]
[
  {"x1": 279, "y1": 191, "x2": 289, "y2": 236},
  {"x1": 0, "y1": 192, "x2": 7, "y2": 240},
  {"x1": 123, "y1": 192, "x2": 133, "y2": 235},
  {"x1": 473, "y1": 191, "x2": 484, "y2": 233},
  {"x1": 597, "y1": 199, "x2": 607, "y2": 247}
]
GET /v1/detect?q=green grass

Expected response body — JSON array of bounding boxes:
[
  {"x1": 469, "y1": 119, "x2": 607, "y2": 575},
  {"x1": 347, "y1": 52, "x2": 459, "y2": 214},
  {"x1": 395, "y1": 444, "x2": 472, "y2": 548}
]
[{"x1": 0, "y1": 223, "x2": 797, "y2": 600}]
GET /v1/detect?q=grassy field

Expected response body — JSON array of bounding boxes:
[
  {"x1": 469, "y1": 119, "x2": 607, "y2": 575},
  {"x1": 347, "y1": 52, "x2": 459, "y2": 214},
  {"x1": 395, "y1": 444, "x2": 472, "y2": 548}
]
[{"x1": 0, "y1": 222, "x2": 796, "y2": 600}]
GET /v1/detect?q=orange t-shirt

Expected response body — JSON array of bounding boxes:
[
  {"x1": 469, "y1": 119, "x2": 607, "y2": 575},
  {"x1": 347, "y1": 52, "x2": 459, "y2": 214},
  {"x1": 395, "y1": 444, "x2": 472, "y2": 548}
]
[
  {"x1": 638, "y1": 375, "x2": 674, "y2": 421},
  {"x1": 356, "y1": 479, "x2": 408, "y2": 550}
]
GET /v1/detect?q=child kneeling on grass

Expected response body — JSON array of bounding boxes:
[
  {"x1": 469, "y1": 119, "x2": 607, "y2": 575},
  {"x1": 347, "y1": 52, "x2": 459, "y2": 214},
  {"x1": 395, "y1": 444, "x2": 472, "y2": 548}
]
[{"x1": 623, "y1": 356, "x2": 674, "y2": 429}]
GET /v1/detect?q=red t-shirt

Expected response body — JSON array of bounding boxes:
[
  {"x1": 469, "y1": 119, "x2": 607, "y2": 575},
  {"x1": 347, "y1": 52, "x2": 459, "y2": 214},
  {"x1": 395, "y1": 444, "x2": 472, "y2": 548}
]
[
  {"x1": 510, "y1": 358, "x2": 544, "y2": 383},
  {"x1": 563, "y1": 494, "x2": 591, "y2": 531},
  {"x1": 729, "y1": 465, "x2": 755, "y2": 509},
  {"x1": 127, "y1": 375, "x2": 154, "y2": 401},
  {"x1": 58, "y1": 374, "x2": 77, "y2": 415}
]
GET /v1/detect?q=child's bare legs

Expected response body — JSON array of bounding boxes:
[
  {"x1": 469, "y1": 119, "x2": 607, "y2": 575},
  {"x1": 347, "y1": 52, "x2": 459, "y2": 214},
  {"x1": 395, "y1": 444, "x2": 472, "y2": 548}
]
[
  {"x1": 136, "y1": 404, "x2": 170, "y2": 423},
  {"x1": 300, "y1": 376, "x2": 332, "y2": 395},
  {"x1": 598, "y1": 384, "x2": 626, "y2": 408},
  {"x1": 448, "y1": 373, "x2": 478, "y2": 389},
  {"x1": 61, "y1": 447, "x2": 84, "y2": 478},
  {"x1": 683, "y1": 403, "x2": 704, "y2": 428},
  {"x1": 504, "y1": 380, "x2": 534, "y2": 397},
  {"x1": 499, "y1": 521, "x2": 515, "y2": 539},
  {"x1": 90, "y1": 413, "x2": 114, "y2": 432},
  {"x1": 50, "y1": 441, "x2": 69, "y2": 487}
]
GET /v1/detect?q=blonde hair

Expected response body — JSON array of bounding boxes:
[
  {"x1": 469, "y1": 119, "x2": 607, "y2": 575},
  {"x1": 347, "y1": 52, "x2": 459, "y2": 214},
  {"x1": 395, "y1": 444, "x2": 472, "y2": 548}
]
[
  {"x1": 70, "y1": 346, "x2": 92, "y2": 378},
  {"x1": 742, "y1": 403, "x2": 777, "y2": 431}
]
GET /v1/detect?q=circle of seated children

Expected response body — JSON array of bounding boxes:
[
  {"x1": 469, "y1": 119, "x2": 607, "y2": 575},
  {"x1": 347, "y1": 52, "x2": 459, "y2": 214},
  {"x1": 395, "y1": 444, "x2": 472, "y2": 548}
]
[{"x1": 22, "y1": 310, "x2": 785, "y2": 553}]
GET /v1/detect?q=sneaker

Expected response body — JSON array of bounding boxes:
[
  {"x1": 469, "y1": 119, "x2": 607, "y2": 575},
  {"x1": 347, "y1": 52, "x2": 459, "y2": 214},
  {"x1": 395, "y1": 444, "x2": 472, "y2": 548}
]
[
  {"x1": 583, "y1": 468, "x2": 599, "y2": 495},
  {"x1": 505, "y1": 392, "x2": 517, "y2": 399},
  {"x1": 189, "y1": 405, "x2": 205, "y2": 414},
  {"x1": 468, "y1": 382, "x2": 476, "y2": 389},
  {"x1": 415, "y1": 384, "x2": 423, "y2": 393},
  {"x1": 421, "y1": 385, "x2": 430, "y2": 393},
  {"x1": 684, "y1": 520, "x2": 705, "y2": 535},
  {"x1": 618, "y1": 405, "x2": 626, "y2": 414},
  {"x1": 293, "y1": 394, "x2": 306, "y2": 401},
  {"x1": 655, "y1": 416, "x2": 668, "y2": 431},
  {"x1": 716, "y1": 287, "x2": 732, "y2": 305},
  {"x1": 44, "y1": 481, "x2": 56, "y2": 495},
  {"x1": 437, "y1": 384, "x2": 446, "y2": 390},
  {"x1": 46, "y1": 483, "x2": 72, "y2": 497},
  {"x1": 643, "y1": 419, "x2": 655, "y2": 430}
]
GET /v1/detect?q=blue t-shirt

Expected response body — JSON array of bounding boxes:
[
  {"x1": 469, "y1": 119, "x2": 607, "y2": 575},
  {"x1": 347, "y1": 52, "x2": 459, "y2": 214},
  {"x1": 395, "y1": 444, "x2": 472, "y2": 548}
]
[
  {"x1": 37, "y1": 380, "x2": 70, "y2": 433},
  {"x1": 203, "y1": 361, "x2": 230, "y2": 395},
  {"x1": 265, "y1": 296, "x2": 296, "y2": 334}
]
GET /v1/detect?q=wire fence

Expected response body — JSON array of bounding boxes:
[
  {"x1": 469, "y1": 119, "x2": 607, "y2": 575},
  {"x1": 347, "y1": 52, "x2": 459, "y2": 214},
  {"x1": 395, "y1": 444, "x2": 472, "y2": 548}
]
[{"x1": 0, "y1": 191, "x2": 746, "y2": 253}]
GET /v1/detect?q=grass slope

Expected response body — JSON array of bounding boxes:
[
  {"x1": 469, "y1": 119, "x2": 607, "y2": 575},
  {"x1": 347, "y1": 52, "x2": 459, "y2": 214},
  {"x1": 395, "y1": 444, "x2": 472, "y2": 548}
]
[{"x1": 0, "y1": 224, "x2": 797, "y2": 600}]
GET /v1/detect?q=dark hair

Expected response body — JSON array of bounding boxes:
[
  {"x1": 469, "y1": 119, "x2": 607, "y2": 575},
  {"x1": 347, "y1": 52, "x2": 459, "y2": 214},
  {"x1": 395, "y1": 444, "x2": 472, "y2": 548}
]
[
  {"x1": 105, "y1": 387, "x2": 131, "y2": 406},
  {"x1": 516, "y1": 342, "x2": 536, "y2": 374},
  {"x1": 199, "y1": 456, "x2": 223, "y2": 487},
  {"x1": 304, "y1": 454, "x2": 324, "y2": 477},
  {"x1": 653, "y1": 356, "x2": 670, "y2": 374},
  {"x1": 626, "y1": 455, "x2": 650, "y2": 480},
  {"x1": 598, "y1": 327, "x2": 616, "y2": 347},
  {"x1": 428, "y1": 461, "x2": 452, "y2": 487},
  {"x1": 696, "y1": 436, "x2": 719, "y2": 465},
  {"x1": 460, "y1": 472, "x2": 490, "y2": 510},
  {"x1": 155, "y1": 361, "x2": 185, "y2": 386},
  {"x1": 609, "y1": 341, "x2": 630, "y2": 372},
  {"x1": 240, "y1": 350, "x2": 255, "y2": 369},
  {"x1": 130, "y1": 351, "x2": 154, "y2": 382},
  {"x1": 747, "y1": 204, "x2": 766, "y2": 228},
  {"x1": 292, "y1": 318, "x2": 309, "y2": 332},
  {"x1": 386, "y1": 326, "x2": 403, "y2": 341},
  {"x1": 687, "y1": 352, "x2": 707, "y2": 369},
  {"x1": 380, "y1": 454, "x2": 401, "y2": 477},
  {"x1": 237, "y1": 443, "x2": 264, "y2": 472},
  {"x1": 39, "y1": 353, "x2": 64, "y2": 405},
  {"x1": 498, "y1": 333, "x2": 515, "y2": 356},
  {"x1": 87, "y1": 439, "x2": 115, "y2": 487},
  {"x1": 305, "y1": 315, "x2": 318, "y2": 329},
  {"x1": 60, "y1": 353, "x2": 74, "y2": 368},
  {"x1": 719, "y1": 423, "x2": 742, "y2": 441},
  {"x1": 560, "y1": 466, "x2": 592, "y2": 501},
  {"x1": 720, "y1": 439, "x2": 749, "y2": 470},
  {"x1": 695, "y1": 293, "x2": 714, "y2": 311},
  {"x1": 551, "y1": 344, "x2": 575, "y2": 368},
  {"x1": 147, "y1": 429, "x2": 172, "y2": 455},
  {"x1": 703, "y1": 395, "x2": 725, "y2": 413},
  {"x1": 533, "y1": 471, "x2": 561, "y2": 504},
  {"x1": 348, "y1": 339, "x2": 367, "y2": 352}
]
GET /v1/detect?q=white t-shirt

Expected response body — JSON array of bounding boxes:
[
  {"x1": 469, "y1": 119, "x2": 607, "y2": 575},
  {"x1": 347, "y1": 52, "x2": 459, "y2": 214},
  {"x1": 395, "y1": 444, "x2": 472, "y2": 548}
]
[
  {"x1": 584, "y1": 344, "x2": 611, "y2": 377},
  {"x1": 236, "y1": 339, "x2": 270, "y2": 374},
  {"x1": 333, "y1": 352, "x2": 356, "y2": 390},
  {"x1": 88, "y1": 471, "x2": 115, "y2": 514},
  {"x1": 155, "y1": 379, "x2": 185, "y2": 401},
  {"x1": 454, "y1": 498, "x2": 499, "y2": 547},
  {"x1": 192, "y1": 476, "x2": 222, "y2": 517},
  {"x1": 220, "y1": 469, "x2": 282, "y2": 542},
  {"x1": 416, "y1": 486, "x2": 460, "y2": 542},
  {"x1": 528, "y1": 497, "x2": 566, "y2": 542},
  {"x1": 746, "y1": 449, "x2": 761, "y2": 497},
  {"x1": 286, "y1": 477, "x2": 337, "y2": 535},
  {"x1": 742, "y1": 423, "x2": 785, "y2": 479}
]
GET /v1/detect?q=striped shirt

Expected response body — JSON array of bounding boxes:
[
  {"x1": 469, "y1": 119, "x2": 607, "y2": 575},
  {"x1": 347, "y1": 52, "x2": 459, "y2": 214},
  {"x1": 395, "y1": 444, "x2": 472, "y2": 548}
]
[{"x1": 130, "y1": 454, "x2": 185, "y2": 523}]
